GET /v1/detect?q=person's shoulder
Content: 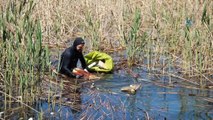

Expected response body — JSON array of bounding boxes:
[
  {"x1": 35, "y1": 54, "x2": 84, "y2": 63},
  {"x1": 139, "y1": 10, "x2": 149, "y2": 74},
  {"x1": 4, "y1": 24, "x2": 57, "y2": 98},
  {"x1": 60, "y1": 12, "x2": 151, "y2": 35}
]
[{"x1": 62, "y1": 47, "x2": 72, "y2": 57}]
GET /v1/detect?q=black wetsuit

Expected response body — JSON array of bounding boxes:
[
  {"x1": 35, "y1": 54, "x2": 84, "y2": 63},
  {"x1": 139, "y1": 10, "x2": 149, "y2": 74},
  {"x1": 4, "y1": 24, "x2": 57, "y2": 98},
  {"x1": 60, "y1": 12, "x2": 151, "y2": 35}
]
[{"x1": 59, "y1": 38, "x2": 87, "y2": 77}]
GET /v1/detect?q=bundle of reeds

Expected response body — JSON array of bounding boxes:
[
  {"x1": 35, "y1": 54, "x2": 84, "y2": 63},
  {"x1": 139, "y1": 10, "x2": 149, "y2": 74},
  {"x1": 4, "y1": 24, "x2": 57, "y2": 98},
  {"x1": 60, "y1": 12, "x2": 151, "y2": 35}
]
[{"x1": 0, "y1": 0, "x2": 50, "y2": 111}]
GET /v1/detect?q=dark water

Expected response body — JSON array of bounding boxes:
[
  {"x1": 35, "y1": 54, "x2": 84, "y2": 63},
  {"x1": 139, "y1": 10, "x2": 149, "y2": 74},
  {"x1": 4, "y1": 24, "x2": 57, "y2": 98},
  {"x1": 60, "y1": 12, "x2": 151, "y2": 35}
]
[
  {"x1": 0, "y1": 60, "x2": 212, "y2": 120},
  {"x1": 18, "y1": 68, "x2": 212, "y2": 120},
  {"x1": 78, "y1": 72, "x2": 213, "y2": 120}
]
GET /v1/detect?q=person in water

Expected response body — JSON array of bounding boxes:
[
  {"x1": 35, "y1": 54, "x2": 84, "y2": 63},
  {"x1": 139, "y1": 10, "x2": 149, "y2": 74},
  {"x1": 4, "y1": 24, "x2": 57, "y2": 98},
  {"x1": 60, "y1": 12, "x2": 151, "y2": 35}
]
[{"x1": 59, "y1": 37, "x2": 88, "y2": 78}]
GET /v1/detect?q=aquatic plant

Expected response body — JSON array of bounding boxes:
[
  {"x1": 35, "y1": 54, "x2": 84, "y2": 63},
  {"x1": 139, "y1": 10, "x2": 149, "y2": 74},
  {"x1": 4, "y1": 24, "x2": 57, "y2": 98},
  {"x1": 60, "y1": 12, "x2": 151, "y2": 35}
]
[
  {"x1": 124, "y1": 8, "x2": 147, "y2": 66},
  {"x1": 85, "y1": 12, "x2": 101, "y2": 50},
  {"x1": 0, "y1": 0, "x2": 50, "y2": 118}
]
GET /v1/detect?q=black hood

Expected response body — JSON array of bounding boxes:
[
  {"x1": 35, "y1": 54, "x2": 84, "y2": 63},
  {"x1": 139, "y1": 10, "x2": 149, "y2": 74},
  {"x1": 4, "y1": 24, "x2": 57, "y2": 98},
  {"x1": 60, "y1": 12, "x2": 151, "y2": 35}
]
[{"x1": 72, "y1": 37, "x2": 85, "y2": 48}]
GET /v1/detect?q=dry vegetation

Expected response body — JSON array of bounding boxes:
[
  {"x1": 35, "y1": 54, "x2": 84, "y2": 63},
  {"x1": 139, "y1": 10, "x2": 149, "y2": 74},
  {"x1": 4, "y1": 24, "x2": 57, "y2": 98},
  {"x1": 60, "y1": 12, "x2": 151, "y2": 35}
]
[
  {"x1": 32, "y1": 0, "x2": 213, "y2": 83},
  {"x1": 29, "y1": 0, "x2": 212, "y2": 49},
  {"x1": 0, "y1": 0, "x2": 212, "y2": 84},
  {"x1": 0, "y1": 0, "x2": 212, "y2": 85},
  {"x1": 0, "y1": 0, "x2": 212, "y2": 119}
]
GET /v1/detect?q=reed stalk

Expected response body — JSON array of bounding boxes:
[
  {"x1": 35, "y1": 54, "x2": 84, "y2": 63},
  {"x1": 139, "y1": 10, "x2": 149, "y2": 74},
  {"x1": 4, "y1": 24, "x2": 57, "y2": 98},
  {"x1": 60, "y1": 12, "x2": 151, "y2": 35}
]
[
  {"x1": 124, "y1": 8, "x2": 148, "y2": 66},
  {"x1": 85, "y1": 12, "x2": 101, "y2": 50},
  {"x1": 0, "y1": 0, "x2": 50, "y2": 118}
]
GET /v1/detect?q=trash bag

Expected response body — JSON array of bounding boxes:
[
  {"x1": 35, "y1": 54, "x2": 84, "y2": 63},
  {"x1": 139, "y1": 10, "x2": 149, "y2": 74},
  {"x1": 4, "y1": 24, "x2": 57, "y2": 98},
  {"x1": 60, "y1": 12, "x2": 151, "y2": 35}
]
[{"x1": 84, "y1": 51, "x2": 114, "y2": 73}]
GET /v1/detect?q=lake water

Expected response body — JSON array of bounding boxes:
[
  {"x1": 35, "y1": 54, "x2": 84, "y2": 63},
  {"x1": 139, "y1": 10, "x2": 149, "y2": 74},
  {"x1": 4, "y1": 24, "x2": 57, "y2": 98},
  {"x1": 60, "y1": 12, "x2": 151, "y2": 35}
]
[{"x1": 29, "y1": 68, "x2": 213, "y2": 120}]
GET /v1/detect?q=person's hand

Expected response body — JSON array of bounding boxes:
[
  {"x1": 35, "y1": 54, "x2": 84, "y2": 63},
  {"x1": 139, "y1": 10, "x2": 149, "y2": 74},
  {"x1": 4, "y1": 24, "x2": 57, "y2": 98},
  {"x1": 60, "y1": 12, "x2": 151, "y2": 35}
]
[
  {"x1": 73, "y1": 68, "x2": 84, "y2": 77},
  {"x1": 84, "y1": 69, "x2": 89, "y2": 73},
  {"x1": 72, "y1": 68, "x2": 77, "y2": 73}
]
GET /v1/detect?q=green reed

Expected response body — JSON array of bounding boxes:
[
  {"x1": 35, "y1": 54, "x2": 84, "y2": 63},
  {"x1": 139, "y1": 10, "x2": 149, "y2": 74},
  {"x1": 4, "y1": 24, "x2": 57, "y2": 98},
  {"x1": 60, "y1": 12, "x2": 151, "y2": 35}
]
[
  {"x1": 0, "y1": 0, "x2": 50, "y2": 118},
  {"x1": 154, "y1": 0, "x2": 212, "y2": 86},
  {"x1": 85, "y1": 12, "x2": 101, "y2": 50},
  {"x1": 124, "y1": 8, "x2": 147, "y2": 66},
  {"x1": 201, "y1": 3, "x2": 210, "y2": 26},
  {"x1": 120, "y1": 0, "x2": 212, "y2": 86}
]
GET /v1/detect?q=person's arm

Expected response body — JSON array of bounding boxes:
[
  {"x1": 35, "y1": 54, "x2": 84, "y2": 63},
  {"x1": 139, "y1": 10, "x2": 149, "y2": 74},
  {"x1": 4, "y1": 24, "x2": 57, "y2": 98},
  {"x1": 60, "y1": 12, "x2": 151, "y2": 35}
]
[{"x1": 60, "y1": 53, "x2": 75, "y2": 77}]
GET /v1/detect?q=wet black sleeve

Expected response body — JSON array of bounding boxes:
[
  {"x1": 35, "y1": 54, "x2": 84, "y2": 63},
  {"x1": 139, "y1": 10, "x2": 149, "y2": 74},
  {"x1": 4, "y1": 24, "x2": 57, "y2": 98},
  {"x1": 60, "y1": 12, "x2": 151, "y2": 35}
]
[
  {"x1": 60, "y1": 53, "x2": 75, "y2": 77},
  {"x1": 79, "y1": 53, "x2": 87, "y2": 69}
]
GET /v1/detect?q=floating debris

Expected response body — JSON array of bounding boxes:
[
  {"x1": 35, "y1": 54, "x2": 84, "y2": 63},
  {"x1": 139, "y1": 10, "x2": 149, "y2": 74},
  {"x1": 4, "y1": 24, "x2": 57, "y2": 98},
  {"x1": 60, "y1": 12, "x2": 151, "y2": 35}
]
[
  {"x1": 90, "y1": 83, "x2": 95, "y2": 89},
  {"x1": 121, "y1": 84, "x2": 141, "y2": 95}
]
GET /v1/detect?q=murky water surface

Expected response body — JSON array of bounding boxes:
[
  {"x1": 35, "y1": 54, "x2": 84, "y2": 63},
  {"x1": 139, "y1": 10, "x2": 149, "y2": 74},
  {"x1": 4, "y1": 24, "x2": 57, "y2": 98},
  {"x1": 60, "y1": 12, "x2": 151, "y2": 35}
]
[{"x1": 25, "y1": 69, "x2": 213, "y2": 120}]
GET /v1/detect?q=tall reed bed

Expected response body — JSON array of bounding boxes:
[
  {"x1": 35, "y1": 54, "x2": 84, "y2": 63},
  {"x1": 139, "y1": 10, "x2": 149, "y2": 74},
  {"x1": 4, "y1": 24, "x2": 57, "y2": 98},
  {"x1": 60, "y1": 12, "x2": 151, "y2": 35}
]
[
  {"x1": 145, "y1": 0, "x2": 213, "y2": 86},
  {"x1": 0, "y1": 0, "x2": 49, "y2": 117},
  {"x1": 4, "y1": 0, "x2": 211, "y2": 86},
  {"x1": 124, "y1": 8, "x2": 148, "y2": 66}
]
